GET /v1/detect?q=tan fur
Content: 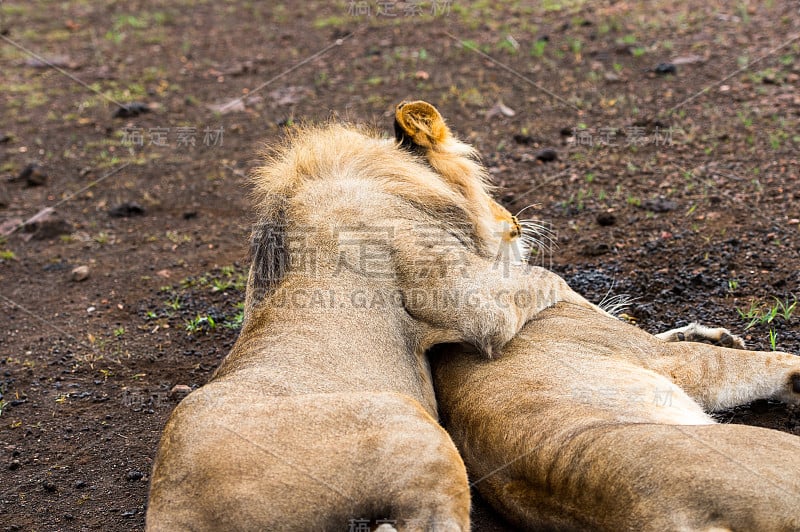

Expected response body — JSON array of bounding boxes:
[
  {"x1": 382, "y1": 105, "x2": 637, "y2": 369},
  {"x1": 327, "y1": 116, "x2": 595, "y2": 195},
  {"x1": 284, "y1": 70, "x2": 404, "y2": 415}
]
[
  {"x1": 146, "y1": 102, "x2": 602, "y2": 531},
  {"x1": 433, "y1": 303, "x2": 800, "y2": 531}
]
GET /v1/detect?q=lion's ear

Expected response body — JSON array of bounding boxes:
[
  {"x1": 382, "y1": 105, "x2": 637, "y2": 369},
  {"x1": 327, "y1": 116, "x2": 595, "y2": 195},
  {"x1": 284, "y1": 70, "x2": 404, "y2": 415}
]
[{"x1": 394, "y1": 101, "x2": 450, "y2": 151}]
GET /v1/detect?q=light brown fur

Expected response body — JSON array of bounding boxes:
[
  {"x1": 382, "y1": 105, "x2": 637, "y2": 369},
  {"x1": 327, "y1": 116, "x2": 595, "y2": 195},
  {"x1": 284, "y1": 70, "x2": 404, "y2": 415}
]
[
  {"x1": 146, "y1": 102, "x2": 603, "y2": 531},
  {"x1": 433, "y1": 303, "x2": 800, "y2": 531}
]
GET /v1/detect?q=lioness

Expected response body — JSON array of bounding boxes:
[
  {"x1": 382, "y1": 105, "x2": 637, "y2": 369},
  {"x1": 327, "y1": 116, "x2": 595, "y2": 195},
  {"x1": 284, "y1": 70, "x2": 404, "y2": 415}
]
[
  {"x1": 433, "y1": 303, "x2": 800, "y2": 531},
  {"x1": 146, "y1": 102, "x2": 605, "y2": 530}
]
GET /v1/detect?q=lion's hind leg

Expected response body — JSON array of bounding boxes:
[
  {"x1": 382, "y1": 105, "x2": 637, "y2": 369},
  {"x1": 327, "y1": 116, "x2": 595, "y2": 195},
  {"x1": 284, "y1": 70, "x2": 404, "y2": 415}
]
[{"x1": 148, "y1": 387, "x2": 469, "y2": 531}]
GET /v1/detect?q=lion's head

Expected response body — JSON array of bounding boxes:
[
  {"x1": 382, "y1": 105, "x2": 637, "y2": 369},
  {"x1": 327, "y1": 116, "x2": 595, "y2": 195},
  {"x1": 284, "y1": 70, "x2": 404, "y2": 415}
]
[
  {"x1": 246, "y1": 101, "x2": 538, "y2": 300},
  {"x1": 393, "y1": 100, "x2": 531, "y2": 264}
]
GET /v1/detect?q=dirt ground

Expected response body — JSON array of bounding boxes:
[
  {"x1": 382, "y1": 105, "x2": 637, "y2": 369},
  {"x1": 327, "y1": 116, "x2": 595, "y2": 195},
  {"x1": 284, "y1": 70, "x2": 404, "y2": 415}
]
[{"x1": 1, "y1": 1, "x2": 799, "y2": 530}]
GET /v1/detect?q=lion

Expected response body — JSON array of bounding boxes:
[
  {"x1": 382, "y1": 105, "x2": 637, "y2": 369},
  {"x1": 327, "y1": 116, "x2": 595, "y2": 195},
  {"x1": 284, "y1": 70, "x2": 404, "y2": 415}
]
[
  {"x1": 146, "y1": 101, "x2": 607, "y2": 531},
  {"x1": 432, "y1": 302, "x2": 800, "y2": 531}
]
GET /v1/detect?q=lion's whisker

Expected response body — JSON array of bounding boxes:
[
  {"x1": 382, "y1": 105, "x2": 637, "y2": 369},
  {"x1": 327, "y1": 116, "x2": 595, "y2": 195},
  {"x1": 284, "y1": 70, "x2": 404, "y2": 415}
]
[
  {"x1": 514, "y1": 204, "x2": 540, "y2": 219},
  {"x1": 598, "y1": 294, "x2": 638, "y2": 317}
]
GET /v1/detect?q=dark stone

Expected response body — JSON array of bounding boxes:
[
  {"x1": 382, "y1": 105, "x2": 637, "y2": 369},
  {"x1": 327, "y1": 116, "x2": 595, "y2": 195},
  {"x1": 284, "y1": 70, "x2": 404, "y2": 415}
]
[
  {"x1": 596, "y1": 212, "x2": 616, "y2": 226},
  {"x1": 112, "y1": 102, "x2": 150, "y2": 118},
  {"x1": 654, "y1": 63, "x2": 677, "y2": 75},
  {"x1": 580, "y1": 242, "x2": 610, "y2": 256},
  {"x1": 182, "y1": 211, "x2": 198, "y2": 220},
  {"x1": 126, "y1": 470, "x2": 144, "y2": 481},
  {"x1": 109, "y1": 202, "x2": 145, "y2": 218},
  {"x1": 21, "y1": 210, "x2": 73, "y2": 240},
  {"x1": 18, "y1": 163, "x2": 47, "y2": 187},
  {"x1": 641, "y1": 198, "x2": 677, "y2": 213},
  {"x1": 534, "y1": 148, "x2": 558, "y2": 162},
  {"x1": 43, "y1": 481, "x2": 57, "y2": 492}
]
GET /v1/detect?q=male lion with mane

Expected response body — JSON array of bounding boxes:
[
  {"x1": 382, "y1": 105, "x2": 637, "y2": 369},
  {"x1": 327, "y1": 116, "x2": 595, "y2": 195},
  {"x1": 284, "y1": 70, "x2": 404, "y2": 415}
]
[{"x1": 146, "y1": 101, "x2": 606, "y2": 531}]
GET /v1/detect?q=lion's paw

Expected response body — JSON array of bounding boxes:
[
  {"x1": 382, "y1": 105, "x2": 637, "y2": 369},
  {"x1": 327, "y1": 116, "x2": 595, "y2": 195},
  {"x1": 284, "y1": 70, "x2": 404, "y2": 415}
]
[{"x1": 655, "y1": 323, "x2": 746, "y2": 349}]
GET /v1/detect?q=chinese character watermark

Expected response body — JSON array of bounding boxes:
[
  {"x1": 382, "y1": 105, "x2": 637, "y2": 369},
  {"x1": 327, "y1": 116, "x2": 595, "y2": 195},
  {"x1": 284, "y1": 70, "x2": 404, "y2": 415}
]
[
  {"x1": 347, "y1": 0, "x2": 452, "y2": 17},
  {"x1": 121, "y1": 126, "x2": 224, "y2": 148},
  {"x1": 569, "y1": 126, "x2": 673, "y2": 148}
]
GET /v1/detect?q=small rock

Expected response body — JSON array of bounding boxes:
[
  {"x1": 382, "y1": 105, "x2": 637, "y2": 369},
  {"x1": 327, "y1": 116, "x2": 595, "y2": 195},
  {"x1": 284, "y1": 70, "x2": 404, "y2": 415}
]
[
  {"x1": 512, "y1": 134, "x2": 534, "y2": 145},
  {"x1": 580, "y1": 242, "x2": 610, "y2": 256},
  {"x1": 126, "y1": 470, "x2": 144, "y2": 481},
  {"x1": 21, "y1": 208, "x2": 73, "y2": 240},
  {"x1": 671, "y1": 55, "x2": 704, "y2": 65},
  {"x1": 604, "y1": 72, "x2": 621, "y2": 82},
  {"x1": 485, "y1": 101, "x2": 516, "y2": 119},
  {"x1": 9, "y1": 460, "x2": 20, "y2": 470},
  {"x1": 654, "y1": 63, "x2": 677, "y2": 75},
  {"x1": 109, "y1": 202, "x2": 145, "y2": 218},
  {"x1": 182, "y1": 211, "x2": 198, "y2": 220},
  {"x1": 534, "y1": 148, "x2": 558, "y2": 162},
  {"x1": 641, "y1": 198, "x2": 677, "y2": 212},
  {"x1": 71, "y1": 265, "x2": 90, "y2": 282},
  {"x1": 169, "y1": 384, "x2": 192, "y2": 400},
  {"x1": 24, "y1": 55, "x2": 79, "y2": 69},
  {"x1": 761, "y1": 74, "x2": 778, "y2": 85},
  {"x1": 74, "y1": 480, "x2": 86, "y2": 489},
  {"x1": 18, "y1": 163, "x2": 47, "y2": 187},
  {"x1": 121, "y1": 509, "x2": 138, "y2": 518},
  {"x1": 43, "y1": 261, "x2": 69, "y2": 272},
  {"x1": 112, "y1": 102, "x2": 150, "y2": 118},
  {"x1": 43, "y1": 481, "x2": 57, "y2": 492},
  {"x1": 596, "y1": 212, "x2": 616, "y2": 226}
]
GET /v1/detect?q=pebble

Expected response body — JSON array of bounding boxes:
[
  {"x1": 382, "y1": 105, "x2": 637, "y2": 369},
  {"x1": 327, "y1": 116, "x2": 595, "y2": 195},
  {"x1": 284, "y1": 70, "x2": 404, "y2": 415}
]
[
  {"x1": 70, "y1": 265, "x2": 90, "y2": 282},
  {"x1": 580, "y1": 242, "x2": 610, "y2": 256},
  {"x1": 512, "y1": 134, "x2": 534, "y2": 145},
  {"x1": 9, "y1": 460, "x2": 20, "y2": 470},
  {"x1": 641, "y1": 198, "x2": 677, "y2": 212},
  {"x1": 21, "y1": 209, "x2": 73, "y2": 240},
  {"x1": 126, "y1": 470, "x2": 144, "y2": 481},
  {"x1": 18, "y1": 163, "x2": 47, "y2": 187},
  {"x1": 654, "y1": 63, "x2": 677, "y2": 75},
  {"x1": 112, "y1": 102, "x2": 150, "y2": 118},
  {"x1": 596, "y1": 212, "x2": 617, "y2": 226},
  {"x1": 170, "y1": 384, "x2": 192, "y2": 400},
  {"x1": 43, "y1": 481, "x2": 57, "y2": 492},
  {"x1": 485, "y1": 101, "x2": 516, "y2": 119},
  {"x1": 109, "y1": 202, "x2": 145, "y2": 218},
  {"x1": 534, "y1": 148, "x2": 558, "y2": 162}
]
